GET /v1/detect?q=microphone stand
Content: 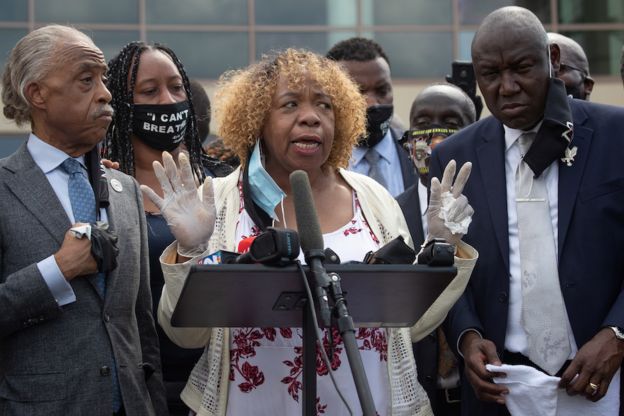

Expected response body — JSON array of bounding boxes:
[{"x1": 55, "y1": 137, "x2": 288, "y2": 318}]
[{"x1": 306, "y1": 249, "x2": 376, "y2": 416}]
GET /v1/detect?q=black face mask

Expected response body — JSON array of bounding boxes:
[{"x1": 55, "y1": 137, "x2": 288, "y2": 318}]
[
  {"x1": 360, "y1": 104, "x2": 393, "y2": 148},
  {"x1": 523, "y1": 78, "x2": 573, "y2": 178},
  {"x1": 132, "y1": 101, "x2": 190, "y2": 152}
]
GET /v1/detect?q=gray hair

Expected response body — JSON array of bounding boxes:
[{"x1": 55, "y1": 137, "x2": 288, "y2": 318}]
[{"x1": 2, "y1": 25, "x2": 92, "y2": 126}]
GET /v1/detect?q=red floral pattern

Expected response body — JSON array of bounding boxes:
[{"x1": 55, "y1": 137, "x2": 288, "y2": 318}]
[{"x1": 230, "y1": 325, "x2": 387, "y2": 408}]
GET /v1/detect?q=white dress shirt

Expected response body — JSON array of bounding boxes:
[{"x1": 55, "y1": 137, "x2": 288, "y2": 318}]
[
  {"x1": 349, "y1": 129, "x2": 406, "y2": 197},
  {"x1": 27, "y1": 134, "x2": 108, "y2": 306}
]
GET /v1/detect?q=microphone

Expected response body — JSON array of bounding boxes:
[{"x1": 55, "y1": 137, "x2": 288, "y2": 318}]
[
  {"x1": 235, "y1": 227, "x2": 300, "y2": 265},
  {"x1": 290, "y1": 170, "x2": 377, "y2": 414},
  {"x1": 289, "y1": 170, "x2": 331, "y2": 327}
]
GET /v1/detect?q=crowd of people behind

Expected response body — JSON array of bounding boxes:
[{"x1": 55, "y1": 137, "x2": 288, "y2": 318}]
[{"x1": 1, "y1": 5, "x2": 623, "y2": 416}]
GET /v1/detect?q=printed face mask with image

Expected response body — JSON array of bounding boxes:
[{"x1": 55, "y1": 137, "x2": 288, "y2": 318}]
[{"x1": 402, "y1": 127, "x2": 458, "y2": 176}]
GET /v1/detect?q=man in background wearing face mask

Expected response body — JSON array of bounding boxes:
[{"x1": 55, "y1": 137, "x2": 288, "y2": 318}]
[
  {"x1": 397, "y1": 83, "x2": 476, "y2": 415},
  {"x1": 327, "y1": 37, "x2": 418, "y2": 197},
  {"x1": 548, "y1": 33, "x2": 594, "y2": 101}
]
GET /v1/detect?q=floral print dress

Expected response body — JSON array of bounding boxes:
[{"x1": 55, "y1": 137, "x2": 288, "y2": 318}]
[{"x1": 225, "y1": 188, "x2": 389, "y2": 415}]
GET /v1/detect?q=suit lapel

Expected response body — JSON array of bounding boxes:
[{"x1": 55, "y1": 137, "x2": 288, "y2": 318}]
[
  {"x1": 100, "y1": 170, "x2": 122, "y2": 303},
  {"x1": 557, "y1": 123, "x2": 591, "y2": 261},
  {"x1": 3, "y1": 145, "x2": 70, "y2": 245},
  {"x1": 476, "y1": 121, "x2": 510, "y2": 271}
]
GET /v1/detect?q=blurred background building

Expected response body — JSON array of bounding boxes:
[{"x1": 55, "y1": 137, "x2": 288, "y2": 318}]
[{"x1": 0, "y1": 0, "x2": 622, "y2": 156}]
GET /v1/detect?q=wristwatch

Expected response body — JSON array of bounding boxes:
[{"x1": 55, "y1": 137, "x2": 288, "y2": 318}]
[{"x1": 607, "y1": 326, "x2": 624, "y2": 341}]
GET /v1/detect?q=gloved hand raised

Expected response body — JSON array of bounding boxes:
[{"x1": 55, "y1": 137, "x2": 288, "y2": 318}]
[
  {"x1": 426, "y1": 160, "x2": 473, "y2": 247},
  {"x1": 141, "y1": 152, "x2": 216, "y2": 257}
]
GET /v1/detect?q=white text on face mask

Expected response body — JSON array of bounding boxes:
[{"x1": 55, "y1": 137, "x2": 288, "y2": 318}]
[
  {"x1": 145, "y1": 109, "x2": 189, "y2": 122},
  {"x1": 142, "y1": 121, "x2": 186, "y2": 133}
]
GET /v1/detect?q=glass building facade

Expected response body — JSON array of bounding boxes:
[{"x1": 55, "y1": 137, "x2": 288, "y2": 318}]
[{"x1": 0, "y1": 0, "x2": 622, "y2": 155}]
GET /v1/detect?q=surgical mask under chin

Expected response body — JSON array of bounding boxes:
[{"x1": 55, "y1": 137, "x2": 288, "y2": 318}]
[
  {"x1": 132, "y1": 101, "x2": 190, "y2": 152},
  {"x1": 361, "y1": 104, "x2": 394, "y2": 147},
  {"x1": 401, "y1": 127, "x2": 458, "y2": 176},
  {"x1": 248, "y1": 140, "x2": 286, "y2": 220}
]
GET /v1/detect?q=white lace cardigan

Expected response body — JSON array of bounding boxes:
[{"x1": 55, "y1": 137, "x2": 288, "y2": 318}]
[{"x1": 157, "y1": 167, "x2": 477, "y2": 416}]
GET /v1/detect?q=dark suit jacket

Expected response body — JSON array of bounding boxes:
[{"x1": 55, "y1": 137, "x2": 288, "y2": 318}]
[
  {"x1": 429, "y1": 99, "x2": 624, "y2": 415},
  {"x1": 396, "y1": 183, "x2": 425, "y2": 250},
  {"x1": 0, "y1": 144, "x2": 167, "y2": 415},
  {"x1": 391, "y1": 127, "x2": 418, "y2": 193}
]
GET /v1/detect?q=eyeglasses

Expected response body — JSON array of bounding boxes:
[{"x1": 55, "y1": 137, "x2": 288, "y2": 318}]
[{"x1": 559, "y1": 63, "x2": 593, "y2": 83}]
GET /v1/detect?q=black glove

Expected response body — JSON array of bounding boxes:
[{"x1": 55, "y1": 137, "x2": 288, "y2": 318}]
[{"x1": 90, "y1": 222, "x2": 119, "y2": 273}]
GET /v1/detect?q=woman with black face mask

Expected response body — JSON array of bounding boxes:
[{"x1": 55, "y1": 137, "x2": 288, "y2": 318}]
[{"x1": 102, "y1": 41, "x2": 232, "y2": 416}]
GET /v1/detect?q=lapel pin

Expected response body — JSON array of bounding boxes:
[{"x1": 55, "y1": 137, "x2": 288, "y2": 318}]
[
  {"x1": 560, "y1": 121, "x2": 576, "y2": 167},
  {"x1": 110, "y1": 178, "x2": 123, "y2": 193},
  {"x1": 561, "y1": 146, "x2": 577, "y2": 167}
]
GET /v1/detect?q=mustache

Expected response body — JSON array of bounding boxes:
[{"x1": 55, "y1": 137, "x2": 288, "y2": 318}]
[{"x1": 93, "y1": 105, "x2": 114, "y2": 119}]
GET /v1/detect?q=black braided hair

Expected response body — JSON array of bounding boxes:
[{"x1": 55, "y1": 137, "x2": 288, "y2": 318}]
[{"x1": 102, "y1": 41, "x2": 206, "y2": 182}]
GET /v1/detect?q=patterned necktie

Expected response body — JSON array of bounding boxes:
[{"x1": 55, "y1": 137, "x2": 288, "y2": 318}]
[
  {"x1": 515, "y1": 133, "x2": 571, "y2": 375},
  {"x1": 61, "y1": 158, "x2": 122, "y2": 411},
  {"x1": 364, "y1": 147, "x2": 388, "y2": 188},
  {"x1": 61, "y1": 158, "x2": 96, "y2": 224}
]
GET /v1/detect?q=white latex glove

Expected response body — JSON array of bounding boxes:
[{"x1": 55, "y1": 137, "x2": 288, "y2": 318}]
[
  {"x1": 426, "y1": 160, "x2": 473, "y2": 247},
  {"x1": 141, "y1": 151, "x2": 216, "y2": 257}
]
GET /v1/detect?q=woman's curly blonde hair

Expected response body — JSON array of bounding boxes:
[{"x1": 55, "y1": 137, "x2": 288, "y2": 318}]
[{"x1": 213, "y1": 48, "x2": 367, "y2": 169}]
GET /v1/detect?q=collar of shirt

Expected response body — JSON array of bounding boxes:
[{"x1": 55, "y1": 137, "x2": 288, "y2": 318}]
[
  {"x1": 350, "y1": 128, "x2": 394, "y2": 167},
  {"x1": 27, "y1": 133, "x2": 86, "y2": 173},
  {"x1": 503, "y1": 121, "x2": 543, "y2": 153}
]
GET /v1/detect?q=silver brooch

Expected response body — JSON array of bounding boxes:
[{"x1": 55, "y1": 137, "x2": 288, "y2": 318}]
[
  {"x1": 110, "y1": 178, "x2": 123, "y2": 192},
  {"x1": 561, "y1": 146, "x2": 577, "y2": 167}
]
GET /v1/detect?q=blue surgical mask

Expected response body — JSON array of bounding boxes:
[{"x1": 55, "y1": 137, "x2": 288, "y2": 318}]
[{"x1": 248, "y1": 140, "x2": 286, "y2": 220}]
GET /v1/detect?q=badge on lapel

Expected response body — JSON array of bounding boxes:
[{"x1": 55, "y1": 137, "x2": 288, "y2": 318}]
[{"x1": 110, "y1": 178, "x2": 123, "y2": 193}]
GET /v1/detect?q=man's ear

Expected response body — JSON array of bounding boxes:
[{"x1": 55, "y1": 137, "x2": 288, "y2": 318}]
[
  {"x1": 24, "y1": 81, "x2": 47, "y2": 110},
  {"x1": 549, "y1": 43, "x2": 561, "y2": 74},
  {"x1": 584, "y1": 76, "x2": 595, "y2": 96}
]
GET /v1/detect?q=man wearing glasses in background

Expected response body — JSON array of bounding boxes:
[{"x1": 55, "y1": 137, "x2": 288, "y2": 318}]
[{"x1": 548, "y1": 33, "x2": 594, "y2": 101}]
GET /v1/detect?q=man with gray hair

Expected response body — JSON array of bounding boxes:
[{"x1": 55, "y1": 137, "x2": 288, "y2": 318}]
[
  {"x1": 548, "y1": 33, "x2": 594, "y2": 100},
  {"x1": 0, "y1": 25, "x2": 167, "y2": 415}
]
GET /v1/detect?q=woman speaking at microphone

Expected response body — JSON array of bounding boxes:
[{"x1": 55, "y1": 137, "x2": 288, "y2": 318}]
[
  {"x1": 102, "y1": 41, "x2": 231, "y2": 415},
  {"x1": 142, "y1": 49, "x2": 477, "y2": 415}
]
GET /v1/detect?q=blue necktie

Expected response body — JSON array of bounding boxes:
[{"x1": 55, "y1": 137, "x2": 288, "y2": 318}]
[
  {"x1": 61, "y1": 158, "x2": 122, "y2": 411},
  {"x1": 61, "y1": 158, "x2": 96, "y2": 222}
]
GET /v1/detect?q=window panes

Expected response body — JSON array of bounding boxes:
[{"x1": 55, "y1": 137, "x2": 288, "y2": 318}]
[
  {"x1": 368, "y1": 0, "x2": 452, "y2": 26},
  {"x1": 255, "y1": 0, "x2": 356, "y2": 26},
  {"x1": 374, "y1": 32, "x2": 453, "y2": 78},
  {"x1": 459, "y1": 31, "x2": 475, "y2": 61},
  {"x1": 35, "y1": 0, "x2": 138, "y2": 24},
  {"x1": 0, "y1": 29, "x2": 29, "y2": 70},
  {"x1": 87, "y1": 31, "x2": 141, "y2": 64},
  {"x1": 459, "y1": 0, "x2": 550, "y2": 25},
  {"x1": 0, "y1": 1, "x2": 28, "y2": 21},
  {"x1": 559, "y1": 0, "x2": 624, "y2": 24},
  {"x1": 148, "y1": 31, "x2": 248, "y2": 79},
  {"x1": 146, "y1": 0, "x2": 247, "y2": 25},
  {"x1": 561, "y1": 31, "x2": 624, "y2": 76},
  {"x1": 256, "y1": 31, "x2": 356, "y2": 58}
]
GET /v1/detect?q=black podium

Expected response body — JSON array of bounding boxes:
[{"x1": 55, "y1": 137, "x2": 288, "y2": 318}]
[{"x1": 172, "y1": 263, "x2": 456, "y2": 415}]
